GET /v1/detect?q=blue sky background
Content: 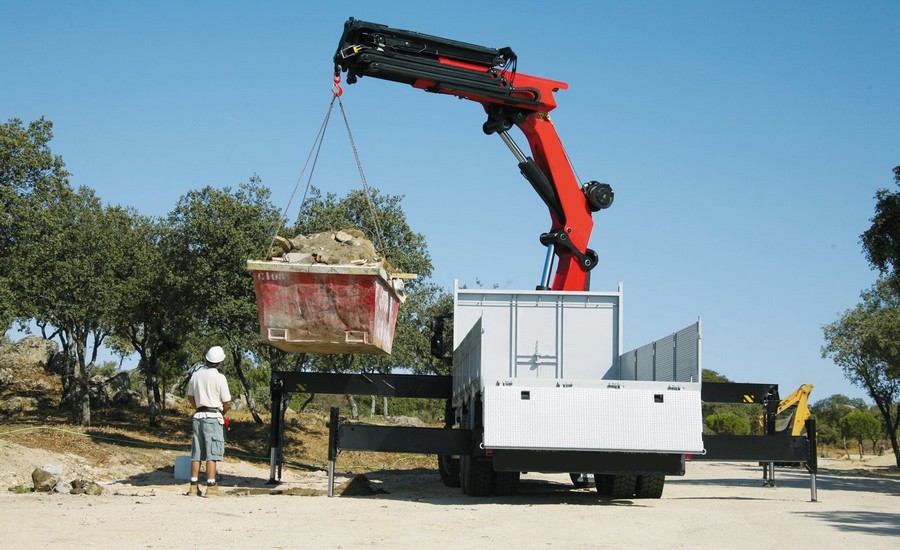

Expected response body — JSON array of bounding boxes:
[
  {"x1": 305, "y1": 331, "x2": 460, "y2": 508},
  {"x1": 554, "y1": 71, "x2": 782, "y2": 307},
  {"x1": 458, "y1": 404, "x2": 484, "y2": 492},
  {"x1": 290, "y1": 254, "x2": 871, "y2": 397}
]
[{"x1": 3, "y1": 1, "x2": 898, "y2": 404}]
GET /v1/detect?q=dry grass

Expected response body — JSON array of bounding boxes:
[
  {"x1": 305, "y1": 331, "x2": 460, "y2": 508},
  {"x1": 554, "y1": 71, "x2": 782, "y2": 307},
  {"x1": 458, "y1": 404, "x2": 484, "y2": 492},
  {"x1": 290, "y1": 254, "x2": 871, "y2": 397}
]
[{"x1": 0, "y1": 398, "x2": 438, "y2": 476}]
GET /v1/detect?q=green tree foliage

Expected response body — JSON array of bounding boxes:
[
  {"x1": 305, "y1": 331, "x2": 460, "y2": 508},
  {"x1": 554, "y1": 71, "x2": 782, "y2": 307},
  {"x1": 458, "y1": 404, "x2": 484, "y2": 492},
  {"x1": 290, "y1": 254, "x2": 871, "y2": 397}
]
[
  {"x1": 2, "y1": 118, "x2": 143, "y2": 425},
  {"x1": 24, "y1": 189, "x2": 136, "y2": 425},
  {"x1": 839, "y1": 410, "x2": 881, "y2": 459},
  {"x1": 810, "y1": 394, "x2": 868, "y2": 449},
  {"x1": 279, "y1": 185, "x2": 450, "y2": 417},
  {"x1": 164, "y1": 176, "x2": 282, "y2": 424},
  {"x1": 0, "y1": 117, "x2": 71, "y2": 331},
  {"x1": 108, "y1": 213, "x2": 192, "y2": 426},
  {"x1": 705, "y1": 412, "x2": 751, "y2": 435},
  {"x1": 288, "y1": 186, "x2": 447, "y2": 375},
  {"x1": 700, "y1": 369, "x2": 761, "y2": 433},
  {"x1": 822, "y1": 278, "x2": 900, "y2": 467},
  {"x1": 861, "y1": 166, "x2": 900, "y2": 284},
  {"x1": 292, "y1": 186, "x2": 433, "y2": 283}
]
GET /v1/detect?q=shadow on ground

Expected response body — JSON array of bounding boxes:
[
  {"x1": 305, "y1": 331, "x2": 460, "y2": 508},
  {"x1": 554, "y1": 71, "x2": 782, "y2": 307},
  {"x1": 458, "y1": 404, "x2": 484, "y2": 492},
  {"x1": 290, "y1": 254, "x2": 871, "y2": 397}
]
[{"x1": 793, "y1": 509, "x2": 900, "y2": 537}]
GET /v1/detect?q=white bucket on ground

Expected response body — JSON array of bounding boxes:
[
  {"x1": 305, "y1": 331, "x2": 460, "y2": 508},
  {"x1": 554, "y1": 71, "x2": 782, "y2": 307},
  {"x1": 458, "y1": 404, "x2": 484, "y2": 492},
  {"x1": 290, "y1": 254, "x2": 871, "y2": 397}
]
[{"x1": 174, "y1": 456, "x2": 192, "y2": 480}]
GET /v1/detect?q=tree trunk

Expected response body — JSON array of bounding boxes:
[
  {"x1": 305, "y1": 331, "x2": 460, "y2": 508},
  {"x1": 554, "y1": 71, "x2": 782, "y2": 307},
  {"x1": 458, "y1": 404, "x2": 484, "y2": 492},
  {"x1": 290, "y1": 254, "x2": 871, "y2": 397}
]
[
  {"x1": 74, "y1": 354, "x2": 91, "y2": 427},
  {"x1": 232, "y1": 353, "x2": 263, "y2": 424},
  {"x1": 345, "y1": 394, "x2": 359, "y2": 419},
  {"x1": 298, "y1": 393, "x2": 315, "y2": 412},
  {"x1": 382, "y1": 396, "x2": 388, "y2": 416},
  {"x1": 147, "y1": 371, "x2": 161, "y2": 427},
  {"x1": 889, "y1": 426, "x2": 900, "y2": 469},
  {"x1": 371, "y1": 395, "x2": 376, "y2": 416},
  {"x1": 59, "y1": 353, "x2": 74, "y2": 411}
]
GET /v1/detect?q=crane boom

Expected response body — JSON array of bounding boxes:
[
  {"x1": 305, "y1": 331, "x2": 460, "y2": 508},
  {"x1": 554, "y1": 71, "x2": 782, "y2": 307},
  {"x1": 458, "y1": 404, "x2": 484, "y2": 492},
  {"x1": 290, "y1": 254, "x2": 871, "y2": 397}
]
[{"x1": 334, "y1": 18, "x2": 613, "y2": 291}]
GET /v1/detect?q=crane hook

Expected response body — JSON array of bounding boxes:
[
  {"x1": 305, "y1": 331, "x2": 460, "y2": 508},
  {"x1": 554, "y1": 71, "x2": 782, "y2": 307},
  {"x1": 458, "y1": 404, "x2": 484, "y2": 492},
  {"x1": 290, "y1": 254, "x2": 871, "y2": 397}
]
[{"x1": 332, "y1": 73, "x2": 343, "y2": 97}]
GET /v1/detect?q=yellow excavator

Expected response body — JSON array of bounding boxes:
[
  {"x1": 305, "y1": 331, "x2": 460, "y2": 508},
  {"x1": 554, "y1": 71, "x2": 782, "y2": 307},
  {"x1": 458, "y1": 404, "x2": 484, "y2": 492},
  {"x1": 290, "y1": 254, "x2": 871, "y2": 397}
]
[{"x1": 759, "y1": 384, "x2": 814, "y2": 436}]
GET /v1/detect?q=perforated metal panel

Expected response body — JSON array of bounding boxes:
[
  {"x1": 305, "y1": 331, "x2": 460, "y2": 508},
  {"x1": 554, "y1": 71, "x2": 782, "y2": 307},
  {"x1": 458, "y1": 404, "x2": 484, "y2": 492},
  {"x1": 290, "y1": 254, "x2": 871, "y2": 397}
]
[{"x1": 615, "y1": 321, "x2": 701, "y2": 382}]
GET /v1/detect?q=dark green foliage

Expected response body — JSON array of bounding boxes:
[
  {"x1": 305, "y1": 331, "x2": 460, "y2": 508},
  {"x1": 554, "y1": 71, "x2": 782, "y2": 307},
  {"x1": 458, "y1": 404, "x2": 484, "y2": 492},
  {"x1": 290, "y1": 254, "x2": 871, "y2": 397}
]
[
  {"x1": 822, "y1": 278, "x2": 900, "y2": 466},
  {"x1": 163, "y1": 176, "x2": 282, "y2": 423},
  {"x1": 861, "y1": 166, "x2": 900, "y2": 283},
  {"x1": 0, "y1": 117, "x2": 71, "y2": 331},
  {"x1": 810, "y1": 394, "x2": 868, "y2": 447},
  {"x1": 701, "y1": 369, "x2": 762, "y2": 434},
  {"x1": 285, "y1": 185, "x2": 451, "y2": 382},
  {"x1": 705, "y1": 412, "x2": 751, "y2": 435},
  {"x1": 840, "y1": 409, "x2": 881, "y2": 459}
]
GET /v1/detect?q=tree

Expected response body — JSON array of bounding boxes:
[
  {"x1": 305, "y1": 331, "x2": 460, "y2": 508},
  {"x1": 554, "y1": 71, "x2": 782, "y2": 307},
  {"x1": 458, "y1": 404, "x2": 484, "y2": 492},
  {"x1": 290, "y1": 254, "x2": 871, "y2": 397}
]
[
  {"x1": 109, "y1": 213, "x2": 192, "y2": 426},
  {"x1": 23, "y1": 190, "x2": 135, "y2": 425},
  {"x1": 705, "y1": 412, "x2": 751, "y2": 435},
  {"x1": 0, "y1": 117, "x2": 71, "y2": 332},
  {"x1": 700, "y1": 369, "x2": 760, "y2": 433},
  {"x1": 822, "y1": 278, "x2": 900, "y2": 467},
  {"x1": 288, "y1": 186, "x2": 447, "y2": 417},
  {"x1": 810, "y1": 394, "x2": 868, "y2": 451},
  {"x1": 164, "y1": 176, "x2": 281, "y2": 424},
  {"x1": 861, "y1": 166, "x2": 900, "y2": 284},
  {"x1": 839, "y1": 410, "x2": 881, "y2": 460}
]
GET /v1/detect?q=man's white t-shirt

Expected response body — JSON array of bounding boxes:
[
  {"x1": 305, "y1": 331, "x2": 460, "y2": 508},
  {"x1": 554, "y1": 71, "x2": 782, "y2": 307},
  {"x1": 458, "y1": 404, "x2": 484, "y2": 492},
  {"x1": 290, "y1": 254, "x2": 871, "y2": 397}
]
[{"x1": 188, "y1": 367, "x2": 231, "y2": 419}]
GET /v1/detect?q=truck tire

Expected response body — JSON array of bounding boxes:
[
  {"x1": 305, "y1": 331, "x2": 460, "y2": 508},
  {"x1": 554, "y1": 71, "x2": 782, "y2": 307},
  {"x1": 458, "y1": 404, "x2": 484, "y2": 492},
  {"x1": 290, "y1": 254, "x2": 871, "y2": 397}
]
[
  {"x1": 635, "y1": 474, "x2": 665, "y2": 499},
  {"x1": 438, "y1": 455, "x2": 461, "y2": 488},
  {"x1": 462, "y1": 455, "x2": 493, "y2": 497},
  {"x1": 609, "y1": 475, "x2": 637, "y2": 499},
  {"x1": 594, "y1": 474, "x2": 614, "y2": 496},
  {"x1": 493, "y1": 470, "x2": 520, "y2": 496}
]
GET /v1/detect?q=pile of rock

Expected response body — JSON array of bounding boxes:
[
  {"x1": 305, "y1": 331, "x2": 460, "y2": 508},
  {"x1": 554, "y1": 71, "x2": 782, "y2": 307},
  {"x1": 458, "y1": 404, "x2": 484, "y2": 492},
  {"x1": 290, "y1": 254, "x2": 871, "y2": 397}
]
[
  {"x1": 25, "y1": 464, "x2": 103, "y2": 495},
  {"x1": 267, "y1": 229, "x2": 385, "y2": 267}
]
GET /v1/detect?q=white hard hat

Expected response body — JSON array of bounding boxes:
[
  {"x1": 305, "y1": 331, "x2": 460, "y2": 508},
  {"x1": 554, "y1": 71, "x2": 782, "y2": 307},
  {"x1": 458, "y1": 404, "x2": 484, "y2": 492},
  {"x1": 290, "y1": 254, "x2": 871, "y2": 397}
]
[{"x1": 205, "y1": 346, "x2": 226, "y2": 364}]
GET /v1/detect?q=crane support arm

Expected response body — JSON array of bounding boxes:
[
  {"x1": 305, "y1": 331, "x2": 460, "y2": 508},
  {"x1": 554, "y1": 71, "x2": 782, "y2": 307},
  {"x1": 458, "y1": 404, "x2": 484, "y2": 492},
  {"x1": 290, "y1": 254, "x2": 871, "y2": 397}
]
[{"x1": 334, "y1": 18, "x2": 612, "y2": 291}]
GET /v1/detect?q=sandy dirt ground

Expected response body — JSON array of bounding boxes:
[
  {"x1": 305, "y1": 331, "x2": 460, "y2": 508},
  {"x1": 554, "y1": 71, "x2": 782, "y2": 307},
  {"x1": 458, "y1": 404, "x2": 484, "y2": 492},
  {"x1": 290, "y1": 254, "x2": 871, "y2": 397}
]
[{"x1": 1, "y1": 438, "x2": 897, "y2": 549}]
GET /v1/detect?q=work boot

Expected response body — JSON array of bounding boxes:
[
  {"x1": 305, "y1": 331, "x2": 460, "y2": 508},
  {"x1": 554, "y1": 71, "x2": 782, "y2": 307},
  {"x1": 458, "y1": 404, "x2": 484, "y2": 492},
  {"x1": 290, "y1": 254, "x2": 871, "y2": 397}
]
[
  {"x1": 203, "y1": 482, "x2": 219, "y2": 497},
  {"x1": 184, "y1": 482, "x2": 202, "y2": 496}
]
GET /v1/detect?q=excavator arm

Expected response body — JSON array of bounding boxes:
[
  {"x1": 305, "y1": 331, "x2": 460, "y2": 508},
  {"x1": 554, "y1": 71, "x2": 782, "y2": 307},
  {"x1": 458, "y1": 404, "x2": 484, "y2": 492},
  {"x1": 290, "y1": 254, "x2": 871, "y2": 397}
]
[{"x1": 334, "y1": 18, "x2": 613, "y2": 291}]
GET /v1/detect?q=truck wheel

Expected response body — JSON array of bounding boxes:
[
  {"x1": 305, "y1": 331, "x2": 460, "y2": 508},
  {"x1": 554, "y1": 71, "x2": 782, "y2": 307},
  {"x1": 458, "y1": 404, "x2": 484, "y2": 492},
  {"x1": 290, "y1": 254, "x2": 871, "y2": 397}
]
[
  {"x1": 635, "y1": 475, "x2": 665, "y2": 499},
  {"x1": 438, "y1": 455, "x2": 461, "y2": 487},
  {"x1": 609, "y1": 475, "x2": 637, "y2": 499},
  {"x1": 594, "y1": 474, "x2": 614, "y2": 496},
  {"x1": 493, "y1": 470, "x2": 520, "y2": 496},
  {"x1": 462, "y1": 455, "x2": 492, "y2": 497}
]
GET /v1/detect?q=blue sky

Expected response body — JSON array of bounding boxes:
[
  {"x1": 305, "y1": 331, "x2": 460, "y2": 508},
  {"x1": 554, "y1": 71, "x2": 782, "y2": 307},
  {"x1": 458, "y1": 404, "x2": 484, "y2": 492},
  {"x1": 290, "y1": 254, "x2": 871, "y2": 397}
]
[{"x1": 3, "y1": 1, "x2": 898, "y2": 404}]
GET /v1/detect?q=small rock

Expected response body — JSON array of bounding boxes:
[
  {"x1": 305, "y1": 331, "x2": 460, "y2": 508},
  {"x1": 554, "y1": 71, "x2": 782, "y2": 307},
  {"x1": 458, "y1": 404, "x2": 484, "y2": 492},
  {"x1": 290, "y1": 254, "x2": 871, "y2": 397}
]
[
  {"x1": 42, "y1": 464, "x2": 63, "y2": 476},
  {"x1": 71, "y1": 479, "x2": 103, "y2": 496},
  {"x1": 32, "y1": 467, "x2": 59, "y2": 492},
  {"x1": 336, "y1": 474, "x2": 388, "y2": 496},
  {"x1": 274, "y1": 235, "x2": 293, "y2": 252},
  {"x1": 54, "y1": 481, "x2": 72, "y2": 494},
  {"x1": 283, "y1": 252, "x2": 313, "y2": 263}
]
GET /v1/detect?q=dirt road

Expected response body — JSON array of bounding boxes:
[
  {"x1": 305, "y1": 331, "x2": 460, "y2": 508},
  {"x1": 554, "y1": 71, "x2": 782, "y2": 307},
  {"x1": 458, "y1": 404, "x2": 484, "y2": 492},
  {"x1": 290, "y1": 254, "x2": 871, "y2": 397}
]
[{"x1": 1, "y1": 455, "x2": 897, "y2": 549}]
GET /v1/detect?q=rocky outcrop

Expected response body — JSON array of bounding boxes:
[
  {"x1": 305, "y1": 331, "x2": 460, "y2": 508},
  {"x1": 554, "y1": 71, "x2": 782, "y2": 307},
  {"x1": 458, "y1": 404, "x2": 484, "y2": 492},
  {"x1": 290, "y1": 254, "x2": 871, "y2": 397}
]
[
  {"x1": 89, "y1": 371, "x2": 137, "y2": 407},
  {"x1": 0, "y1": 336, "x2": 62, "y2": 415},
  {"x1": 0, "y1": 335, "x2": 58, "y2": 371}
]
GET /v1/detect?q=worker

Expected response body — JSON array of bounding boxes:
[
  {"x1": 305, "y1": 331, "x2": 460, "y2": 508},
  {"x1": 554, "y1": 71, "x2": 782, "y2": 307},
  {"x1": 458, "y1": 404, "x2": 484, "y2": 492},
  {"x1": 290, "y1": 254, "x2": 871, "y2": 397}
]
[{"x1": 186, "y1": 345, "x2": 232, "y2": 496}]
